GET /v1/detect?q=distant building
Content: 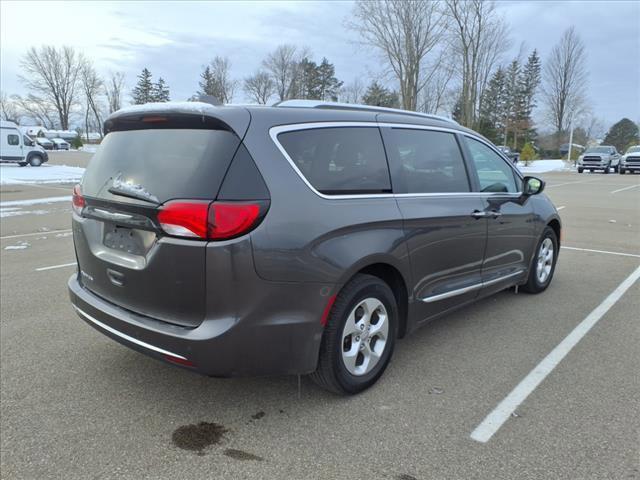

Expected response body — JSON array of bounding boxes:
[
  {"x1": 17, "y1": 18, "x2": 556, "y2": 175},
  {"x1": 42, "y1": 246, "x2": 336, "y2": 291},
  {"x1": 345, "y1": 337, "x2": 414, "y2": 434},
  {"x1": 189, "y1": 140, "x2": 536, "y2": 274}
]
[{"x1": 18, "y1": 125, "x2": 79, "y2": 141}]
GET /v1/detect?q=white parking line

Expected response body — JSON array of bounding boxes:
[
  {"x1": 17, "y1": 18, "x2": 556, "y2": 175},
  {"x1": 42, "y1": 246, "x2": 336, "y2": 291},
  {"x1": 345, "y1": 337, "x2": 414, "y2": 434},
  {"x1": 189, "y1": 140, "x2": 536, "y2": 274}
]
[
  {"x1": 561, "y1": 246, "x2": 640, "y2": 259},
  {"x1": 0, "y1": 229, "x2": 72, "y2": 240},
  {"x1": 470, "y1": 265, "x2": 640, "y2": 443},
  {"x1": 35, "y1": 262, "x2": 76, "y2": 272},
  {"x1": 610, "y1": 184, "x2": 640, "y2": 194},
  {"x1": 556, "y1": 206, "x2": 566, "y2": 210}
]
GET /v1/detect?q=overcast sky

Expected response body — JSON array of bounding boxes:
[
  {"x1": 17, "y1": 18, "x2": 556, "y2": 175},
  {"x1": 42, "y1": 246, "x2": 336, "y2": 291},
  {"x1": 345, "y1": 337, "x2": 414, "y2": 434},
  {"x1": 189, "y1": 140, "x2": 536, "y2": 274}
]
[{"x1": 1, "y1": 0, "x2": 638, "y2": 129}]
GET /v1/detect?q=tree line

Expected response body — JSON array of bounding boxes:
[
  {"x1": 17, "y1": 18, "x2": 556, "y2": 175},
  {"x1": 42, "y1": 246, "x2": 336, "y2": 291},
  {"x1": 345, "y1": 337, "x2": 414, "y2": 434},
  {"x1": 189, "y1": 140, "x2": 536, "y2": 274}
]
[{"x1": 0, "y1": 0, "x2": 622, "y2": 153}]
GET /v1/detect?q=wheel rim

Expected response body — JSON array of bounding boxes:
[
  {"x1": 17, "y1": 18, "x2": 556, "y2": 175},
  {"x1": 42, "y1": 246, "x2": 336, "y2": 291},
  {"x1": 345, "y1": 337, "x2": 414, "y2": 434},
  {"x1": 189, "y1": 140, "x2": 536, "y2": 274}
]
[
  {"x1": 31, "y1": 156, "x2": 42, "y2": 166},
  {"x1": 536, "y1": 238, "x2": 554, "y2": 284},
  {"x1": 341, "y1": 297, "x2": 389, "y2": 376}
]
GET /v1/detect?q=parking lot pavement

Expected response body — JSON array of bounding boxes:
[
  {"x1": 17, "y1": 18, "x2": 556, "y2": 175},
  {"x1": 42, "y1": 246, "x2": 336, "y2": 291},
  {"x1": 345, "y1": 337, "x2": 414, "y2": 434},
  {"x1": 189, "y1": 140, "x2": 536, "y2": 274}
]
[
  {"x1": 45, "y1": 150, "x2": 93, "y2": 168},
  {"x1": 1, "y1": 171, "x2": 639, "y2": 479}
]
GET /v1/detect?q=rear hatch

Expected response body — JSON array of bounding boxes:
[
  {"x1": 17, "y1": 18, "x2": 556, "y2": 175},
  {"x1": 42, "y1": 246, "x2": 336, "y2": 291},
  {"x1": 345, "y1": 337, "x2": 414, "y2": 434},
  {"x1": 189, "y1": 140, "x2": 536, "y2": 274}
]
[{"x1": 73, "y1": 112, "x2": 246, "y2": 328}]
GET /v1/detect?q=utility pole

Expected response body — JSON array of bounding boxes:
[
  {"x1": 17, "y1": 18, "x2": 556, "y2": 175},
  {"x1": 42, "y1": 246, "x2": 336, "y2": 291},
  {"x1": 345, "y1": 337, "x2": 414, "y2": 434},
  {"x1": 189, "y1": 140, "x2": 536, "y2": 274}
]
[{"x1": 567, "y1": 121, "x2": 575, "y2": 165}]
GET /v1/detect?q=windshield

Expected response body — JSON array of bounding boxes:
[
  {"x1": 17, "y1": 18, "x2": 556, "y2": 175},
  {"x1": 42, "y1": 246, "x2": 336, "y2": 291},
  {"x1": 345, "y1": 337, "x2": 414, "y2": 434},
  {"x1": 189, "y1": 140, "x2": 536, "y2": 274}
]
[
  {"x1": 625, "y1": 146, "x2": 640, "y2": 154},
  {"x1": 82, "y1": 128, "x2": 240, "y2": 204},
  {"x1": 585, "y1": 147, "x2": 612, "y2": 153}
]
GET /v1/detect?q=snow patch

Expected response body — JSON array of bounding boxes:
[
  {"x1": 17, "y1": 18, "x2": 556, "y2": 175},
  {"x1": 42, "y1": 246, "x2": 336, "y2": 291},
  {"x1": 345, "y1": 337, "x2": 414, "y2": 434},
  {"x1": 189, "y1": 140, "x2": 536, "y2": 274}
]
[
  {"x1": 4, "y1": 241, "x2": 30, "y2": 250},
  {"x1": 518, "y1": 160, "x2": 570, "y2": 174},
  {"x1": 0, "y1": 196, "x2": 71, "y2": 207},
  {"x1": 0, "y1": 164, "x2": 84, "y2": 185},
  {"x1": 55, "y1": 232, "x2": 73, "y2": 238},
  {"x1": 113, "y1": 101, "x2": 213, "y2": 117},
  {"x1": 0, "y1": 208, "x2": 49, "y2": 218},
  {"x1": 111, "y1": 172, "x2": 159, "y2": 203}
]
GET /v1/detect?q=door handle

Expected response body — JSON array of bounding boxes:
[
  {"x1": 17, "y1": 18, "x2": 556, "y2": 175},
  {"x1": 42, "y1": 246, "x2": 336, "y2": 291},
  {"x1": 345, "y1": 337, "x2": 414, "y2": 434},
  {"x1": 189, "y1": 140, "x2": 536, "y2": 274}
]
[
  {"x1": 471, "y1": 210, "x2": 502, "y2": 219},
  {"x1": 471, "y1": 210, "x2": 489, "y2": 219}
]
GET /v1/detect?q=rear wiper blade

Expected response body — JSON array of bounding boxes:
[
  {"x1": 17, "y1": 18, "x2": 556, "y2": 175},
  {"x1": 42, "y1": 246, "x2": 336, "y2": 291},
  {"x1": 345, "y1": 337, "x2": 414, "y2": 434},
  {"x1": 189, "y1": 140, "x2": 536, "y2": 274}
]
[
  {"x1": 108, "y1": 186, "x2": 159, "y2": 205},
  {"x1": 108, "y1": 172, "x2": 160, "y2": 205}
]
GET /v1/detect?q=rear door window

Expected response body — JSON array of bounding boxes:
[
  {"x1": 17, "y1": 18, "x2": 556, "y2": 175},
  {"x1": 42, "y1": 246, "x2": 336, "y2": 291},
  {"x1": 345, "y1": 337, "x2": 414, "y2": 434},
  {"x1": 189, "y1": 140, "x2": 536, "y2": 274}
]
[
  {"x1": 82, "y1": 128, "x2": 241, "y2": 204},
  {"x1": 383, "y1": 128, "x2": 470, "y2": 193},
  {"x1": 277, "y1": 127, "x2": 391, "y2": 195}
]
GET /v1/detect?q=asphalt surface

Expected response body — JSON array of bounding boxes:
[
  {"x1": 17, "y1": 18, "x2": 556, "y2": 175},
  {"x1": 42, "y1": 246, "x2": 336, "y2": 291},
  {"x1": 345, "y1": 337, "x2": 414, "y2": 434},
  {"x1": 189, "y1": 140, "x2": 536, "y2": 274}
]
[{"x1": 1, "y1": 167, "x2": 639, "y2": 479}]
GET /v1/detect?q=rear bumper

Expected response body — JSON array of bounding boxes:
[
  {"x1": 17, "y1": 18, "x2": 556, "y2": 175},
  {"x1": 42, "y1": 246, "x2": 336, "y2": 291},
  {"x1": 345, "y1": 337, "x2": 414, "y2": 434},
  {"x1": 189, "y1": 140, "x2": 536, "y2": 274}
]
[{"x1": 68, "y1": 274, "x2": 330, "y2": 377}]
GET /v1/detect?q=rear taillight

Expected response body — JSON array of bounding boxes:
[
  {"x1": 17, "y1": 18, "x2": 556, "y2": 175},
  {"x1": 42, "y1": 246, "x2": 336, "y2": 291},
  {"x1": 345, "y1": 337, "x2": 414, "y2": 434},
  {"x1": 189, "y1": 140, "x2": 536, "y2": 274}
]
[
  {"x1": 208, "y1": 203, "x2": 261, "y2": 240},
  {"x1": 72, "y1": 184, "x2": 85, "y2": 215},
  {"x1": 157, "y1": 201, "x2": 210, "y2": 239},
  {"x1": 157, "y1": 200, "x2": 265, "y2": 240}
]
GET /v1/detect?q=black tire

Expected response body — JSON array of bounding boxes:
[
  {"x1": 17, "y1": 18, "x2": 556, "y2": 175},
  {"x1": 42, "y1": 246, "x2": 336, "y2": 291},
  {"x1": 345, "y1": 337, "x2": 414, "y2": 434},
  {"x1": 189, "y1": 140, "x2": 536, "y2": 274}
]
[
  {"x1": 18, "y1": 162, "x2": 27, "y2": 167},
  {"x1": 521, "y1": 226, "x2": 559, "y2": 294},
  {"x1": 310, "y1": 274, "x2": 398, "y2": 395},
  {"x1": 603, "y1": 163, "x2": 610, "y2": 174},
  {"x1": 613, "y1": 164, "x2": 619, "y2": 173},
  {"x1": 619, "y1": 168, "x2": 625, "y2": 175},
  {"x1": 577, "y1": 167, "x2": 584, "y2": 173},
  {"x1": 29, "y1": 155, "x2": 43, "y2": 167}
]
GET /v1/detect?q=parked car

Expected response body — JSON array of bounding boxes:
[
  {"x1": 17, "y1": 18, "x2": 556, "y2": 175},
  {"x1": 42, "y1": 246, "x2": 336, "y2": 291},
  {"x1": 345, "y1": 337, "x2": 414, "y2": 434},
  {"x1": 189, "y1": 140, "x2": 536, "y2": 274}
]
[
  {"x1": 35, "y1": 137, "x2": 54, "y2": 150},
  {"x1": 0, "y1": 120, "x2": 49, "y2": 166},
  {"x1": 577, "y1": 145, "x2": 620, "y2": 173},
  {"x1": 496, "y1": 145, "x2": 519, "y2": 163},
  {"x1": 51, "y1": 137, "x2": 71, "y2": 150},
  {"x1": 68, "y1": 100, "x2": 562, "y2": 395},
  {"x1": 619, "y1": 145, "x2": 640, "y2": 174}
]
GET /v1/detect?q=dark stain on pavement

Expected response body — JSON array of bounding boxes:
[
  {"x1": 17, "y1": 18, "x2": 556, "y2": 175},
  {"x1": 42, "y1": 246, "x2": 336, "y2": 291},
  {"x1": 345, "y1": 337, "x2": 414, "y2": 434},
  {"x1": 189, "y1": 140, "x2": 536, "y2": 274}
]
[
  {"x1": 251, "y1": 411, "x2": 265, "y2": 420},
  {"x1": 172, "y1": 422, "x2": 228, "y2": 452}
]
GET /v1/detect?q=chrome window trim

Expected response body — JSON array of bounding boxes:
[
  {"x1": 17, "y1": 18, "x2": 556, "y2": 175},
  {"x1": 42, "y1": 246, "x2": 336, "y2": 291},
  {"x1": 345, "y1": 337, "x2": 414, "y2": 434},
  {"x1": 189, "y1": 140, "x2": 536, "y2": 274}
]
[
  {"x1": 420, "y1": 269, "x2": 525, "y2": 303},
  {"x1": 269, "y1": 122, "x2": 524, "y2": 200},
  {"x1": 73, "y1": 305, "x2": 188, "y2": 360}
]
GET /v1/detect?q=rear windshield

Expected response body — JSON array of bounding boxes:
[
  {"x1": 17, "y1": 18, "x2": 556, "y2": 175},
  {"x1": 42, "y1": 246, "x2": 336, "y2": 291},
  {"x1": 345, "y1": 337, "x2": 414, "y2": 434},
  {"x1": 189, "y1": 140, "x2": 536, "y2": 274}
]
[
  {"x1": 277, "y1": 127, "x2": 391, "y2": 195},
  {"x1": 82, "y1": 129, "x2": 240, "y2": 204}
]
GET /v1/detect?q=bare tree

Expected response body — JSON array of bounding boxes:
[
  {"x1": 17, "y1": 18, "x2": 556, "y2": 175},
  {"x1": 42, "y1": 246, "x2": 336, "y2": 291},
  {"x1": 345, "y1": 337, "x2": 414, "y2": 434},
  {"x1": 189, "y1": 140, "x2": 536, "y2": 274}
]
[
  {"x1": 262, "y1": 45, "x2": 299, "y2": 101},
  {"x1": 243, "y1": 70, "x2": 275, "y2": 104},
  {"x1": 349, "y1": 0, "x2": 446, "y2": 111},
  {"x1": 0, "y1": 91, "x2": 21, "y2": 123},
  {"x1": 105, "y1": 72, "x2": 125, "y2": 113},
  {"x1": 19, "y1": 46, "x2": 84, "y2": 129},
  {"x1": 444, "y1": 0, "x2": 511, "y2": 128},
  {"x1": 12, "y1": 94, "x2": 58, "y2": 128},
  {"x1": 418, "y1": 52, "x2": 456, "y2": 114},
  {"x1": 81, "y1": 62, "x2": 104, "y2": 138},
  {"x1": 542, "y1": 26, "x2": 588, "y2": 134},
  {"x1": 202, "y1": 56, "x2": 238, "y2": 104},
  {"x1": 340, "y1": 77, "x2": 366, "y2": 104}
]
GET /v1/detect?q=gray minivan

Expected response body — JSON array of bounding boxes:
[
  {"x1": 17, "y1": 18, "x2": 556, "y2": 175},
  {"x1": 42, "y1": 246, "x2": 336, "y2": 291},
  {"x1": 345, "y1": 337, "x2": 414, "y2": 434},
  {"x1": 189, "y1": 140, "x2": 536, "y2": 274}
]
[{"x1": 68, "y1": 100, "x2": 561, "y2": 394}]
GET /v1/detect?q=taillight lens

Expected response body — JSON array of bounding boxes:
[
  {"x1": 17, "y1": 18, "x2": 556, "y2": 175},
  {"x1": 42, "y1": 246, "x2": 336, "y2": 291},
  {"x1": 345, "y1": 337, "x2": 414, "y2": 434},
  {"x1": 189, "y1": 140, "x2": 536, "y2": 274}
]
[
  {"x1": 208, "y1": 202, "x2": 261, "y2": 240},
  {"x1": 72, "y1": 184, "x2": 85, "y2": 215},
  {"x1": 157, "y1": 201, "x2": 210, "y2": 239},
  {"x1": 157, "y1": 200, "x2": 264, "y2": 240}
]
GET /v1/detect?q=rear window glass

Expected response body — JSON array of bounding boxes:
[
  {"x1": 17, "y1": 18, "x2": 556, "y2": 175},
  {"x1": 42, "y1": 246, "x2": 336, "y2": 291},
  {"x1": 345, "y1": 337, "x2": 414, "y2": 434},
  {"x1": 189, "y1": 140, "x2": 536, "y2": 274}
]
[
  {"x1": 277, "y1": 127, "x2": 391, "y2": 195},
  {"x1": 82, "y1": 129, "x2": 240, "y2": 204}
]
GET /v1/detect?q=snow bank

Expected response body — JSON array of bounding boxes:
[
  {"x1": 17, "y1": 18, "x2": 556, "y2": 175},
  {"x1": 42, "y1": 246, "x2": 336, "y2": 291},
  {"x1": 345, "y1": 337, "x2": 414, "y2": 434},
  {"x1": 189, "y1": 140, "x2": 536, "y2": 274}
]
[
  {"x1": 0, "y1": 165, "x2": 84, "y2": 185},
  {"x1": 518, "y1": 160, "x2": 570, "y2": 174}
]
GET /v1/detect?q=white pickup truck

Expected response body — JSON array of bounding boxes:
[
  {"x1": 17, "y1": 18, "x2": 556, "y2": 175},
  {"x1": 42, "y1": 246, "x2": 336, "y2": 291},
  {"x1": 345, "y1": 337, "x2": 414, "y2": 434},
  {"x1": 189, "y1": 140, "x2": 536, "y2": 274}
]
[{"x1": 0, "y1": 120, "x2": 49, "y2": 166}]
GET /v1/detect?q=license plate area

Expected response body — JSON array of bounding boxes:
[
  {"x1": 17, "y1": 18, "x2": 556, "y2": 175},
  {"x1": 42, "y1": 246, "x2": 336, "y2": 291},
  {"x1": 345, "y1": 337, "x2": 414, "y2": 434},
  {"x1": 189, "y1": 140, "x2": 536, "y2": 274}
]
[{"x1": 103, "y1": 225, "x2": 147, "y2": 255}]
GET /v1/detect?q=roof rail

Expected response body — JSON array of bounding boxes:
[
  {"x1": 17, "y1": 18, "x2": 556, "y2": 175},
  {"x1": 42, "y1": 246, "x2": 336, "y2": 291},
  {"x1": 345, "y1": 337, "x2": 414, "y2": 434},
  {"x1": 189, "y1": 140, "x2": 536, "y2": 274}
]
[{"x1": 274, "y1": 99, "x2": 458, "y2": 125}]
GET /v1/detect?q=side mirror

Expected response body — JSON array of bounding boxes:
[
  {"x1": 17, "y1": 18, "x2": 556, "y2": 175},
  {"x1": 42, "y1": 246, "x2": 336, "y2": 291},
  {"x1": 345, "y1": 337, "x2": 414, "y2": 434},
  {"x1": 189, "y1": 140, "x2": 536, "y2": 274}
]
[{"x1": 523, "y1": 176, "x2": 545, "y2": 195}]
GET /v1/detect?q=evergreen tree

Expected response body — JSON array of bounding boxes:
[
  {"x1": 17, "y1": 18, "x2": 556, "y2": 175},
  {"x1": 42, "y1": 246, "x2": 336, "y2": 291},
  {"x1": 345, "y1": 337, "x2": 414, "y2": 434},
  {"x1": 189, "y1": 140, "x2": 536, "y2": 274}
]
[
  {"x1": 198, "y1": 66, "x2": 217, "y2": 97},
  {"x1": 478, "y1": 68, "x2": 507, "y2": 144},
  {"x1": 504, "y1": 60, "x2": 521, "y2": 148},
  {"x1": 362, "y1": 81, "x2": 399, "y2": 108},
  {"x1": 316, "y1": 58, "x2": 343, "y2": 101},
  {"x1": 131, "y1": 68, "x2": 154, "y2": 104},
  {"x1": 603, "y1": 118, "x2": 640, "y2": 152},
  {"x1": 297, "y1": 58, "x2": 320, "y2": 99},
  {"x1": 153, "y1": 77, "x2": 170, "y2": 102},
  {"x1": 518, "y1": 49, "x2": 542, "y2": 145}
]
